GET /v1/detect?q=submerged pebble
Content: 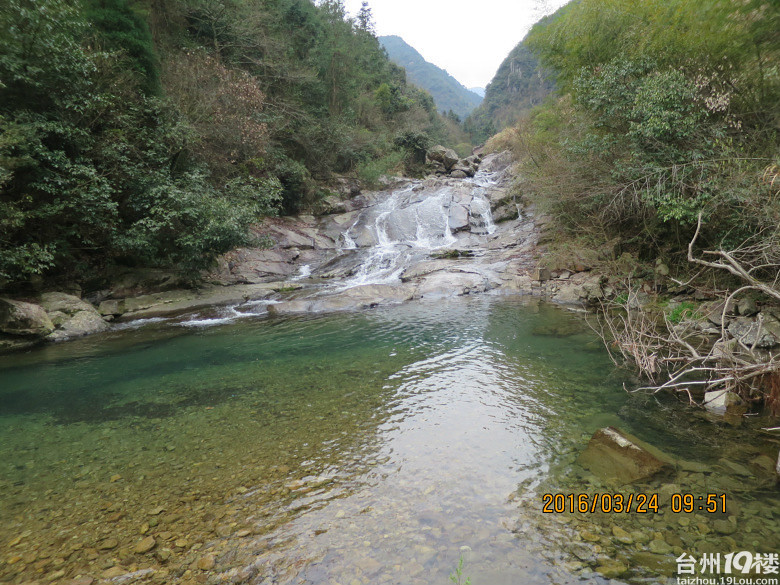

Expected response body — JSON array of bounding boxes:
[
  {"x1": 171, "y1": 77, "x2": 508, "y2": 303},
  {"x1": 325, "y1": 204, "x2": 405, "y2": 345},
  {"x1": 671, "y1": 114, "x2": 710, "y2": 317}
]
[{"x1": 0, "y1": 298, "x2": 778, "y2": 584}]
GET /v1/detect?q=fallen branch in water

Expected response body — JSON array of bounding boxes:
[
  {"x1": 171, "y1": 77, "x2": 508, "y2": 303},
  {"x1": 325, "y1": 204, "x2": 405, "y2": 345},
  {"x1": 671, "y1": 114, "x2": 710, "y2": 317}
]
[{"x1": 591, "y1": 215, "x2": 780, "y2": 414}]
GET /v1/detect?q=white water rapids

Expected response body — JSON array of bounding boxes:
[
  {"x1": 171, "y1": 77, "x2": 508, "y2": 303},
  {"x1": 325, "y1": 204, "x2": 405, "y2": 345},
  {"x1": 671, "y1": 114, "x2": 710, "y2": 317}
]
[
  {"x1": 336, "y1": 171, "x2": 498, "y2": 288},
  {"x1": 114, "y1": 156, "x2": 527, "y2": 328}
]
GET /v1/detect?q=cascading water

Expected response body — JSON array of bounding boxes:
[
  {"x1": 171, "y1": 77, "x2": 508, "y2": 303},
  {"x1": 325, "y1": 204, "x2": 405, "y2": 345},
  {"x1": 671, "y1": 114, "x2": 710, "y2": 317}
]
[{"x1": 337, "y1": 171, "x2": 498, "y2": 288}]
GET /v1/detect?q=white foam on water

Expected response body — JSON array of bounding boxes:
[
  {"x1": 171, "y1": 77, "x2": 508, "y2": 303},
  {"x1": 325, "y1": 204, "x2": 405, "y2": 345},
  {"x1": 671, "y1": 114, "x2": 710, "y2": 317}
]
[
  {"x1": 291, "y1": 264, "x2": 312, "y2": 280},
  {"x1": 334, "y1": 180, "x2": 494, "y2": 289},
  {"x1": 112, "y1": 317, "x2": 171, "y2": 331},
  {"x1": 177, "y1": 303, "x2": 275, "y2": 328}
]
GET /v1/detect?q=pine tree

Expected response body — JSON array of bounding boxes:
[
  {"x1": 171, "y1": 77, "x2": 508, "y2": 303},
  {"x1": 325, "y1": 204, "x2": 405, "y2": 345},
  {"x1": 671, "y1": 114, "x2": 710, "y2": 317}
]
[{"x1": 356, "y1": 1, "x2": 375, "y2": 35}]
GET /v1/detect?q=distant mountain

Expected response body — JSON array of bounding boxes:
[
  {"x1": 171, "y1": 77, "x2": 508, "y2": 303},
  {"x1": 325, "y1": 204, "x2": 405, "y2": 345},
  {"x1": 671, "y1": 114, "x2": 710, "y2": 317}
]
[
  {"x1": 465, "y1": 34, "x2": 555, "y2": 142},
  {"x1": 469, "y1": 87, "x2": 486, "y2": 98},
  {"x1": 379, "y1": 35, "x2": 482, "y2": 119}
]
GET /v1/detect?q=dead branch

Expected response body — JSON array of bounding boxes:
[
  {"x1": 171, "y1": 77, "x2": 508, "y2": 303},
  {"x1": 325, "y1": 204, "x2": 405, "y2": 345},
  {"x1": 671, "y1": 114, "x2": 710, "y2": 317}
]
[
  {"x1": 688, "y1": 212, "x2": 780, "y2": 303},
  {"x1": 591, "y1": 214, "x2": 780, "y2": 414}
]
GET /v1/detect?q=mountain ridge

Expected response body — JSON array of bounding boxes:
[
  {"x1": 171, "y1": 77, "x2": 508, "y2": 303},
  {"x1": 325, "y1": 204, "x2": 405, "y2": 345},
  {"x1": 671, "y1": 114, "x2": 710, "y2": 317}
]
[
  {"x1": 379, "y1": 35, "x2": 482, "y2": 118},
  {"x1": 465, "y1": 34, "x2": 555, "y2": 142}
]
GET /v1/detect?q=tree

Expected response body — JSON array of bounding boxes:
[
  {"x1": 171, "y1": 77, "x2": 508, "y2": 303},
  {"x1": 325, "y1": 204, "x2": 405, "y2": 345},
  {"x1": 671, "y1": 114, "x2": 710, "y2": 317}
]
[
  {"x1": 0, "y1": 0, "x2": 278, "y2": 284},
  {"x1": 84, "y1": 0, "x2": 161, "y2": 94},
  {"x1": 356, "y1": 1, "x2": 375, "y2": 35}
]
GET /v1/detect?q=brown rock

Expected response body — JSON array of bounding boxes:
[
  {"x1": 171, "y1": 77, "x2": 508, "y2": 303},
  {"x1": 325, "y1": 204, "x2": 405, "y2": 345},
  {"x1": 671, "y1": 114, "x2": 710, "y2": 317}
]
[
  {"x1": 196, "y1": 555, "x2": 215, "y2": 571},
  {"x1": 577, "y1": 427, "x2": 673, "y2": 485},
  {"x1": 97, "y1": 538, "x2": 118, "y2": 550},
  {"x1": 102, "y1": 567, "x2": 125, "y2": 578},
  {"x1": 65, "y1": 578, "x2": 95, "y2": 585},
  {"x1": 133, "y1": 536, "x2": 156, "y2": 554},
  {"x1": 713, "y1": 519, "x2": 737, "y2": 535},
  {"x1": 0, "y1": 298, "x2": 55, "y2": 337},
  {"x1": 533, "y1": 267, "x2": 551, "y2": 282}
]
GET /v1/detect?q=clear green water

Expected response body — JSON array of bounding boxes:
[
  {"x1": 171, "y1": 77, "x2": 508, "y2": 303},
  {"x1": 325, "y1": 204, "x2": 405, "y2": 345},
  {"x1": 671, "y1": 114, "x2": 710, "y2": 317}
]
[{"x1": 0, "y1": 297, "x2": 778, "y2": 585}]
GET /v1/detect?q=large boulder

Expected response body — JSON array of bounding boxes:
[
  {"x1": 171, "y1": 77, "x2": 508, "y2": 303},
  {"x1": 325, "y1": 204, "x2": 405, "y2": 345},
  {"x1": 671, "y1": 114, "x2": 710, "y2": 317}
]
[
  {"x1": 450, "y1": 162, "x2": 476, "y2": 177},
  {"x1": 577, "y1": 427, "x2": 674, "y2": 485},
  {"x1": 479, "y1": 151, "x2": 513, "y2": 173},
  {"x1": 108, "y1": 269, "x2": 186, "y2": 298},
  {"x1": 551, "y1": 274, "x2": 606, "y2": 305},
  {"x1": 427, "y1": 145, "x2": 459, "y2": 171},
  {"x1": 727, "y1": 317, "x2": 778, "y2": 349},
  {"x1": 0, "y1": 298, "x2": 55, "y2": 337},
  {"x1": 39, "y1": 292, "x2": 93, "y2": 314},
  {"x1": 448, "y1": 203, "x2": 470, "y2": 232},
  {"x1": 463, "y1": 155, "x2": 481, "y2": 168},
  {"x1": 48, "y1": 310, "x2": 110, "y2": 341},
  {"x1": 39, "y1": 292, "x2": 109, "y2": 341}
]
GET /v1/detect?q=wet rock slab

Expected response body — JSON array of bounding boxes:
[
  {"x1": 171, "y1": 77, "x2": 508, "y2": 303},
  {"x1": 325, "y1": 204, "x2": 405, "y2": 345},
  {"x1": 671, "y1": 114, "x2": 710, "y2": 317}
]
[
  {"x1": 415, "y1": 271, "x2": 491, "y2": 299},
  {"x1": 105, "y1": 283, "x2": 284, "y2": 320},
  {"x1": 577, "y1": 427, "x2": 674, "y2": 485},
  {"x1": 267, "y1": 284, "x2": 416, "y2": 315}
]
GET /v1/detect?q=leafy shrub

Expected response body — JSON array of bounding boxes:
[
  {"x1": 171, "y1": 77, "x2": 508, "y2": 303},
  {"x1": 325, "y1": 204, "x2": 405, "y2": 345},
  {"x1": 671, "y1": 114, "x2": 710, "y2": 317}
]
[
  {"x1": 502, "y1": 0, "x2": 779, "y2": 257},
  {"x1": 666, "y1": 301, "x2": 700, "y2": 324},
  {"x1": 393, "y1": 131, "x2": 431, "y2": 166},
  {"x1": 356, "y1": 151, "x2": 405, "y2": 187}
]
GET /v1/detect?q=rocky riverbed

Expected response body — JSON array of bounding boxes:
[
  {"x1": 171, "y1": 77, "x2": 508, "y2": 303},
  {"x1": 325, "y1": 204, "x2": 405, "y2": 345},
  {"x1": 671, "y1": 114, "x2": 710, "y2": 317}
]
[{"x1": 2, "y1": 296, "x2": 779, "y2": 585}]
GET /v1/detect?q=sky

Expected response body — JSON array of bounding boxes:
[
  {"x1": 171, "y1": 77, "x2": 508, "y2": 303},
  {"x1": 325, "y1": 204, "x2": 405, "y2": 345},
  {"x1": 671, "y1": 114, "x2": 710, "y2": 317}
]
[{"x1": 342, "y1": 0, "x2": 570, "y2": 89}]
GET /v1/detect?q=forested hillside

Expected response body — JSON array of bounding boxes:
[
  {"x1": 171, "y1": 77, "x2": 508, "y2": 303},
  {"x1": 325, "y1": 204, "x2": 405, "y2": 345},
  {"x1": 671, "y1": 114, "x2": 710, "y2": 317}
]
[
  {"x1": 465, "y1": 36, "x2": 554, "y2": 143},
  {"x1": 0, "y1": 0, "x2": 458, "y2": 290},
  {"x1": 379, "y1": 35, "x2": 483, "y2": 119},
  {"x1": 493, "y1": 0, "x2": 779, "y2": 265}
]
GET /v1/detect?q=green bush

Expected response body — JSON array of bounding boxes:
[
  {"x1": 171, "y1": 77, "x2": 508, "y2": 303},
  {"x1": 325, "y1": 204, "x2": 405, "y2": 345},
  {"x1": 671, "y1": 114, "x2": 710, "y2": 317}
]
[
  {"x1": 356, "y1": 151, "x2": 405, "y2": 187},
  {"x1": 505, "y1": 0, "x2": 779, "y2": 256},
  {"x1": 666, "y1": 301, "x2": 700, "y2": 324}
]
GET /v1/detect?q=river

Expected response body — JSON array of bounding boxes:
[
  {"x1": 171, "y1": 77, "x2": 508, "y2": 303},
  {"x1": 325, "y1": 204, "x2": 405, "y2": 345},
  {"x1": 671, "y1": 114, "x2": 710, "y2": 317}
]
[{"x1": 1, "y1": 164, "x2": 778, "y2": 585}]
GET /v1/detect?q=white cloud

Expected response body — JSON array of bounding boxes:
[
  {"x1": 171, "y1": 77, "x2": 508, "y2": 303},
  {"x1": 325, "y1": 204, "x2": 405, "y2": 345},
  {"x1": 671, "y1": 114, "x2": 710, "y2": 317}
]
[{"x1": 342, "y1": 0, "x2": 569, "y2": 88}]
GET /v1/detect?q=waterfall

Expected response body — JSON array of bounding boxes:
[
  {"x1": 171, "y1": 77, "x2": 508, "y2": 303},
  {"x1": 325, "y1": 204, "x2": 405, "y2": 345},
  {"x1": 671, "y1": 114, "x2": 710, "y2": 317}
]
[{"x1": 337, "y1": 174, "x2": 497, "y2": 288}]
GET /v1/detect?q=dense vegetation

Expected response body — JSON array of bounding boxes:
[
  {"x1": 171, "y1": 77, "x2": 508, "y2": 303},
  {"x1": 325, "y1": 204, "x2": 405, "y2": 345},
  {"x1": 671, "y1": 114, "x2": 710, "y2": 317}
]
[
  {"x1": 493, "y1": 0, "x2": 779, "y2": 266},
  {"x1": 379, "y1": 35, "x2": 483, "y2": 120},
  {"x1": 465, "y1": 35, "x2": 554, "y2": 144},
  {"x1": 0, "y1": 0, "x2": 460, "y2": 289}
]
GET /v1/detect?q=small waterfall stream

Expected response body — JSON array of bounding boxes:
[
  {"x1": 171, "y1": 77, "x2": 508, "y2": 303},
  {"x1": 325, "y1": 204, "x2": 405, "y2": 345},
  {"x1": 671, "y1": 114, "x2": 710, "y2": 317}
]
[{"x1": 335, "y1": 170, "x2": 499, "y2": 289}]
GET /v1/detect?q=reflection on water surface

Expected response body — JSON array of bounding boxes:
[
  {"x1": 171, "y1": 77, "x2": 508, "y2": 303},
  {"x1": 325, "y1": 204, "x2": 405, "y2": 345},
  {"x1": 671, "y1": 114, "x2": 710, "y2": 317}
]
[{"x1": 1, "y1": 297, "x2": 778, "y2": 584}]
